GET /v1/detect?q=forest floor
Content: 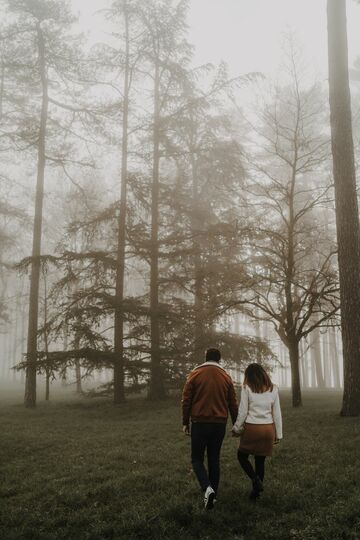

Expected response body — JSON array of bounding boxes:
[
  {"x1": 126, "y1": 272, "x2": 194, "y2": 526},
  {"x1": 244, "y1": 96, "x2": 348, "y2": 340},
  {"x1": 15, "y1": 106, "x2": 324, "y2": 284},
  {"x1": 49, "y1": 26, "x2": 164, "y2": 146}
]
[{"x1": 0, "y1": 387, "x2": 360, "y2": 540}]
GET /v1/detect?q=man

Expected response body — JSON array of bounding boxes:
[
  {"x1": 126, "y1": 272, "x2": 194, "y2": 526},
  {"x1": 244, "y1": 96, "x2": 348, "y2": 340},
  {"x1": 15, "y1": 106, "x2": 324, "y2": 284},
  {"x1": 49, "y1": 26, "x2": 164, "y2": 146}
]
[{"x1": 182, "y1": 348, "x2": 238, "y2": 510}]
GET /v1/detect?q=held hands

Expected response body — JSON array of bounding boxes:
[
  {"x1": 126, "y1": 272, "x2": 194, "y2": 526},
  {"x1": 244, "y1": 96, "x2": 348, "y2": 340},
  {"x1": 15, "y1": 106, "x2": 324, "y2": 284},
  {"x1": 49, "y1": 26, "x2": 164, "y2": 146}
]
[{"x1": 231, "y1": 425, "x2": 244, "y2": 437}]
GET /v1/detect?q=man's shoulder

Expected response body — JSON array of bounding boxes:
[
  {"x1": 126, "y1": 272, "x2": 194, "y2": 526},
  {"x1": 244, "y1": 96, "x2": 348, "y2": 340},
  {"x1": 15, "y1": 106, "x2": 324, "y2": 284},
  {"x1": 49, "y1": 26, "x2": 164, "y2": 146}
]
[
  {"x1": 192, "y1": 361, "x2": 228, "y2": 373},
  {"x1": 189, "y1": 362, "x2": 232, "y2": 382}
]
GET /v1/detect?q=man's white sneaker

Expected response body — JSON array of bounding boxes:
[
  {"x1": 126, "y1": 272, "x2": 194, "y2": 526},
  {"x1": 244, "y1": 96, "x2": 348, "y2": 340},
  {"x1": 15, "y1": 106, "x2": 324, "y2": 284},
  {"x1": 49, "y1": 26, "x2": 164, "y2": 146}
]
[{"x1": 204, "y1": 486, "x2": 215, "y2": 510}]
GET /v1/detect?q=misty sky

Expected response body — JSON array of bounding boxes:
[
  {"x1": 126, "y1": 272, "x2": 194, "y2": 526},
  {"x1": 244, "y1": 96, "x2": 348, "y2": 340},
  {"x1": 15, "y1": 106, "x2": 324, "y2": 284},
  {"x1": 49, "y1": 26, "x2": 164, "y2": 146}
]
[{"x1": 72, "y1": 0, "x2": 360, "y2": 81}]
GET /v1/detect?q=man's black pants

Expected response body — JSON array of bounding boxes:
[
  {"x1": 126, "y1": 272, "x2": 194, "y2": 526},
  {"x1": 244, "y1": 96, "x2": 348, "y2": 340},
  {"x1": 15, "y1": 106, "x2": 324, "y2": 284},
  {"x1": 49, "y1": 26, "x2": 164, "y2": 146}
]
[{"x1": 191, "y1": 422, "x2": 226, "y2": 495}]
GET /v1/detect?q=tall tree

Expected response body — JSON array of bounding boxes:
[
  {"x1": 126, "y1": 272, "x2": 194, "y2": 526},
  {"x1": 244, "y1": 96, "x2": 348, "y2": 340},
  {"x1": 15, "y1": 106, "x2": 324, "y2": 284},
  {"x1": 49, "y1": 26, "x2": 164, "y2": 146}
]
[
  {"x1": 113, "y1": 0, "x2": 130, "y2": 404},
  {"x1": 2, "y1": 0, "x2": 90, "y2": 407},
  {"x1": 77, "y1": 0, "x2": 149, "y2": 403},
  {"x1": 327, "y1": 0, "x2": 360, "y2": 415},
  {"x1": 25, "y1": 17, "x2": 48, "y2": 408},
  {"x1": 97, "y1": 0, "x2": 137, "y2": 404},
  {"x1": 229, "y1": 65, "x2": 339, "y2": 407},
  {"x1": 140, "y1": 0, "x2": 191, "y2": 399}
]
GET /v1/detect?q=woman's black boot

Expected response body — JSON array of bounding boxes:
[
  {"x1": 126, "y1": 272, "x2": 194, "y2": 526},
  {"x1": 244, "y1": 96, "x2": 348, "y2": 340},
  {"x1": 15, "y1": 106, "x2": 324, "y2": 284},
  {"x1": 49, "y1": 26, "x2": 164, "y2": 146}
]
[{"x1": 249, "y1": 476, "x2": 263, "y2": 499}]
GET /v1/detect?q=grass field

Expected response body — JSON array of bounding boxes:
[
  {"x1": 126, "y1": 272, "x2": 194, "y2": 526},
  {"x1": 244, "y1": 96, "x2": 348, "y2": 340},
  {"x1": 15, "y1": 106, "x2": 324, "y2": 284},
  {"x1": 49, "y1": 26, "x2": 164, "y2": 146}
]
[{"x1": 1, "y1": 387, "x2": 360, "y2": 540}]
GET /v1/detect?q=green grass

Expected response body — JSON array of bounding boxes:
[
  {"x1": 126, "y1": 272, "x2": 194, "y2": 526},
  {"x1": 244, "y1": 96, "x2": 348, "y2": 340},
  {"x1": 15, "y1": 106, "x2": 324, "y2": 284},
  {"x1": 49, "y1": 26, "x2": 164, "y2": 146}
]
[{"x1": 1, "y1": 387, "x2": 360, "y2": 540}]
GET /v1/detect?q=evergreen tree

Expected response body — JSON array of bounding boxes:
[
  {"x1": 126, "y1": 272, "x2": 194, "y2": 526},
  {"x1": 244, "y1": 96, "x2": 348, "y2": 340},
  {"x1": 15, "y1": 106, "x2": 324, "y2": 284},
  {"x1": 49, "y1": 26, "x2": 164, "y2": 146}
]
[{"x1": 1, "y1": 0, "x2": 92, "y2": 406}]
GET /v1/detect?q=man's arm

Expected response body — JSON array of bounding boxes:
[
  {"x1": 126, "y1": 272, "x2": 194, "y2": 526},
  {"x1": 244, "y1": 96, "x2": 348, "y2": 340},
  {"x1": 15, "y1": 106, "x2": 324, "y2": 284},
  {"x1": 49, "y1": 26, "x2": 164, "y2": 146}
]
[
  {"x1": 181, "y1": 374, "x2": 193, "y2": 429},
  {"x1": 228, "y1": 379, "x2": 239, "y2": 425}
]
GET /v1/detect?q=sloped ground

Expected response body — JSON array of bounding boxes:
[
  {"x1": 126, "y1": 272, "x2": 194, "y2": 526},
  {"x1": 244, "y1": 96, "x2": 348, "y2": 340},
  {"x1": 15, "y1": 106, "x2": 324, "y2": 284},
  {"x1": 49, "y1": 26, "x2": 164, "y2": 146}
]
[{"x1": 0, "y1": 388, "x2": 359, "y2": 540}]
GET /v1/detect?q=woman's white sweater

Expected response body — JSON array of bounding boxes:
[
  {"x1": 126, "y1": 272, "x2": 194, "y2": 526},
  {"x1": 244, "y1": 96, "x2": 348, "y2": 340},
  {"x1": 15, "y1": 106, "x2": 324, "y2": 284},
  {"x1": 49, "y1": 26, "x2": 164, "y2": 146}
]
[{"x1": 233, "y1": 384, "x2": 283, "y2": 439}]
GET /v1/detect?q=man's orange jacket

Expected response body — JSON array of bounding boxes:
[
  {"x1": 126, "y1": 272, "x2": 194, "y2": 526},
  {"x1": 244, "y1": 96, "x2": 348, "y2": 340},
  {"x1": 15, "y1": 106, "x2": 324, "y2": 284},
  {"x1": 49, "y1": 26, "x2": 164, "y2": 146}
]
[{"x1": 182, "y1": 361, "x2": 238, "y2": 426}]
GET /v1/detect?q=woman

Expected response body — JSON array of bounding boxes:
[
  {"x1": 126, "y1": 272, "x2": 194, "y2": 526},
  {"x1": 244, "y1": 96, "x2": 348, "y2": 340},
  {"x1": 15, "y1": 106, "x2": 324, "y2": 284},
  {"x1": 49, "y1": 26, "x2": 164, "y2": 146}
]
[{"x1": 232, "y1": 363, "x2": 282, "y2": 499}]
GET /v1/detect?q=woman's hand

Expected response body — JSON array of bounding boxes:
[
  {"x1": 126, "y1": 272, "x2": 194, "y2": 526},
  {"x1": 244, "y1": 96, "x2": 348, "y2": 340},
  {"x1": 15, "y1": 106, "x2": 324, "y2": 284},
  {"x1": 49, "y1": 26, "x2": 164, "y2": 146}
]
[
  {"x1": 274, "y1": 438, "x2": 282, "y2": 445},
  {"x1": 231, "y1": 425, "x2": 244, "y2": 437}
]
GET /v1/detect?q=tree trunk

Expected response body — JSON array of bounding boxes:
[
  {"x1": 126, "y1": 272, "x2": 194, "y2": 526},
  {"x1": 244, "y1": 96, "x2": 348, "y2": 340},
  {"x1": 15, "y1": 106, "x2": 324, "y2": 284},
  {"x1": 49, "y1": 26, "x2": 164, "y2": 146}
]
[
  {"x1": 255, "y1": 317, "x2": 261, "y2": 339},
  {"x1": 300, "y1": 339, "x2": 308, "y2": 388},
  {"x1": 114, "y1": 3, "x2": 130, "y2": 404},
  {"x1": 75, "y1": 359, "x2": 82, "y2": 394},
  {"x1": 283, "y1": 346, "x2": 289, "y2": 387},
  {"x1": 255, "y1": 315, "x2": 263, "y2": 363},
  {"x1": 311, "y1": 327, "x2": 325, "y2": 389},
  {"x1": 327, "y1": 0, "x2": 360, "y2": 415},
  {"x1": 330, "y1": 327, "x2": 341, "y2": 389},
  {"x1": 190, "y1": 138, "x2": 205, "y2": 362},
  {"x1": 12, "y1": 292, "x2": 20, "y2": 381},
  {"x1": 20, "y1": 293, "x2": 26, "y2": 384},
  {"x1": 72, "y1": 324, "x2": 82, "y2": 394},
  {"x1": 43, "y1": 270, "x2": 50, "y2": 401},
  {"x1": 0, "y1": 54, "x2": 4, "y2": 119},
  {"x1": 234, "y1": 313, "x2": 240, "y2": 334},
  {"x1": 3, "y1": 330, "x2": 9, "y2": 378},
  {"x1": 288, "y1": 339, "x2": 302, "y2": 407},
  {"x1": 61, "y1": 297, "x2": 69, "y2": 387},
  {"x1": 148, "y1": 58, "x2": 165, "y2": 400},
  {"x1": 61, "y1": 328, "x2": 68, "y2": 387},
  {"x1": 322, "y1": 331, "x2": 331, "y2": 387},
  {"x1": 24, "y1": 24, "x2": 48, "y2": 408},
  {"x1": 308, "y1": 338, "x2": 315, "y2": 388},
  {"x1": 285, "y1": 155, "x2": 299, "y2": 405},
  {"x1": 45, "y1": 370, "x2": 50, "y2": 401},
  {"x1": 279, "y1": 345, "x2": 285, "y2": 387}
]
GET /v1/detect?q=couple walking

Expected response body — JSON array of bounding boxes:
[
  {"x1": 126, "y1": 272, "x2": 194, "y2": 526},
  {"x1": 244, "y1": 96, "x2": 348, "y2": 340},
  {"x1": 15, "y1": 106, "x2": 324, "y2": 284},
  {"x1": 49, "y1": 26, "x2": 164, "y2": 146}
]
[{"x1": 182, "y1": 348, "x2": 283, "y2": 509}]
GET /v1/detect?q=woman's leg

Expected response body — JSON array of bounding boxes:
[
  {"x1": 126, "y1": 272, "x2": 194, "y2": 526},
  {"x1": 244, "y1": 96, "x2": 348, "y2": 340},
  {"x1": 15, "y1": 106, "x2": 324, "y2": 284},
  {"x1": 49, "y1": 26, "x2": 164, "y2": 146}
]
[
  {"x1": 254, "y1": 456, "x2": 266, "y2": 482},
  {"x1": 237, "y1": 450, "x2": 256, "y2": 480}
]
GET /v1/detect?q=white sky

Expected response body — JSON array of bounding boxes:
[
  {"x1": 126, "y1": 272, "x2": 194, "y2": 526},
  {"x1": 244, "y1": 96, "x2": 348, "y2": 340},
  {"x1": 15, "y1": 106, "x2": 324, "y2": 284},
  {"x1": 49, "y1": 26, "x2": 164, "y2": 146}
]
[{"x1": 71, "y1": 0, "x2": 360, "y2": 81}]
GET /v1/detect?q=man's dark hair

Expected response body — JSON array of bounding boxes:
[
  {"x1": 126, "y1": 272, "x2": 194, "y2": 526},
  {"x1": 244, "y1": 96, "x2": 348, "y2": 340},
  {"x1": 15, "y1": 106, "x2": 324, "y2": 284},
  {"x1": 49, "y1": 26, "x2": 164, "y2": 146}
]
[{"x1": 205, "y1": 348, "x2": 221, "y2": 362}]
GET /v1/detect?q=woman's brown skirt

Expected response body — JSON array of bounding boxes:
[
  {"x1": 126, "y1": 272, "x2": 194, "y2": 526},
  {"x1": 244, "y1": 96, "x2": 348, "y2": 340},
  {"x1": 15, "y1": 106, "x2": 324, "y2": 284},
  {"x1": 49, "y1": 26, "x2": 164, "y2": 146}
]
[{"x1": 239, "y1": 423, "x2": 275, "y2": 457}]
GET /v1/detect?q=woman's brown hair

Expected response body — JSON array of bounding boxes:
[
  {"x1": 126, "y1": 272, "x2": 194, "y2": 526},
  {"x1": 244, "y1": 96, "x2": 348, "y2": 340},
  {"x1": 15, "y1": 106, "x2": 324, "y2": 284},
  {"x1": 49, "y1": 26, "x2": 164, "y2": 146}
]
[{"x1": 244, "y1": 363, "x2": 273, "y2": 393}]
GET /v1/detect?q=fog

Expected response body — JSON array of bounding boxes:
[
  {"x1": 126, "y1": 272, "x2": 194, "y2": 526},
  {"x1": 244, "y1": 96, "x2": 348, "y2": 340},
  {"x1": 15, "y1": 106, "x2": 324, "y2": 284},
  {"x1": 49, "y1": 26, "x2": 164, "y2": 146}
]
[
  {"x1": 73, "y1": 0, "x2": 360, "y2": 77},
  {"x1": 1, "y1": 0, "x2": 360, "y2": 406},
  {"x1": 3, "y1": 2, "x2": 360, "y2": 537}
]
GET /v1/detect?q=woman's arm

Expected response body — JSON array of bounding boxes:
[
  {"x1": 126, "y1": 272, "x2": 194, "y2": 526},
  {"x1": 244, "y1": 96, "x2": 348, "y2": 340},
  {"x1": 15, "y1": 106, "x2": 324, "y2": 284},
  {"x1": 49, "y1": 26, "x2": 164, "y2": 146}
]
[
  {"x1": 232, "y1": 385, "x2": 249, "y2": 433},
  {"x1": 272, "y1": 388, "x2": 283, "y2": 440},
  {"x1": 228, "y1": 380, "x2": 239, "y2": 425}
]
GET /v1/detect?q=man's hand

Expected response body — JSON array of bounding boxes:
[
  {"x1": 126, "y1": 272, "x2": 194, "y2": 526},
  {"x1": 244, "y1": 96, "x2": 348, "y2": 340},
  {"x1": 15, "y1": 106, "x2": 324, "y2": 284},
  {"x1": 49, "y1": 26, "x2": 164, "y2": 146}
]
[
  {"x1": 231, "y1": 425, "x2": 244, "y2": 437},
  {"x1": 182, "y1": 425, "x2": 190, "y2": 436},
  {"x1": 274, "y1": 438, "x2": 282, "y2": 445}
]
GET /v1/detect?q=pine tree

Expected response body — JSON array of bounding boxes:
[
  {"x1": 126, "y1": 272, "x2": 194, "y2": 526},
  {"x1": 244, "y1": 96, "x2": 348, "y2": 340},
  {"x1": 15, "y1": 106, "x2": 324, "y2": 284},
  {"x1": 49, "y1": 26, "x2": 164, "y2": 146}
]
[{"x1": 2, "y1": 0, "x2": 91, "y2": 406}]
